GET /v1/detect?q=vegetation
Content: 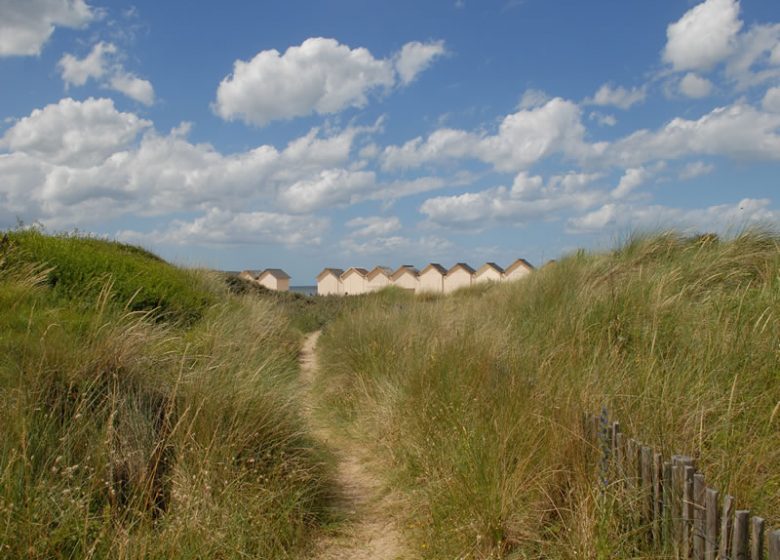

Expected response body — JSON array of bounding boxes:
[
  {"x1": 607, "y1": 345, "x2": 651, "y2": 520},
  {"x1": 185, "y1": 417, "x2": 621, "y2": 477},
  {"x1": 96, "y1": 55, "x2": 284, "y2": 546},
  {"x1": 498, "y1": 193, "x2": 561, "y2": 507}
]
[
  {"x1": 0, "y1": 231, "x2": 335, "y2": 559},
  {"x1": 316, "y1": 231, "x2": 780, "y2": 559}
]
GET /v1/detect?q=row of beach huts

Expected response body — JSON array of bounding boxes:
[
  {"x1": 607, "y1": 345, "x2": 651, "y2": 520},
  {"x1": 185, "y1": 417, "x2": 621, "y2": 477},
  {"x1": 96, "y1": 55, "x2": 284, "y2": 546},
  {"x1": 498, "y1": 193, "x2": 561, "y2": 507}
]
[{"x1": 316, "y1": 259, "x2": 534, "y2": 296}]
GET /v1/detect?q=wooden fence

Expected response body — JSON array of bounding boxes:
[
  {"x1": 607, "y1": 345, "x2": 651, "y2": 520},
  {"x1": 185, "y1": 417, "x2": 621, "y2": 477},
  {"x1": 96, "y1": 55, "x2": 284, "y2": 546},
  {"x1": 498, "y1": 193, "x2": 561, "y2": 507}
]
[{"x1": 583, "y1": 410, "x2": 780, "y2": 559}]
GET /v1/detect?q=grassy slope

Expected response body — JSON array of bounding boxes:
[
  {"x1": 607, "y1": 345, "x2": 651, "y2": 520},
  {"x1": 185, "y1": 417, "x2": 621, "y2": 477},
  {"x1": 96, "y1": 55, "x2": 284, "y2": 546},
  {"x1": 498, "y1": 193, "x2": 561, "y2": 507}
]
[
  {"x1": 316, "y1": 232, "x2": 780, "y2": 559},
  {"x1": 0, "y1": 231, "x2": 334, "y2": 559}
]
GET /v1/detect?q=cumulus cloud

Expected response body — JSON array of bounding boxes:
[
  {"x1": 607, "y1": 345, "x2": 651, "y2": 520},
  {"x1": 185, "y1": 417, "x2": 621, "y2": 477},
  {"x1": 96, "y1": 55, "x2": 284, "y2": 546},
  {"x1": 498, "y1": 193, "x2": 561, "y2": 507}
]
[
  {"x1": 679, "y1": 160, "x2": 715, "y2": 179},
  {"x1": 58, "y1": 41, "x2": 115, "y2": 86},
  {"x1": 345, "y1": 216, "x2": 402, "y2": 237},
  {"x1": 679, "y1": 73, "x2": 714, "y2": 98},
  {"x1": 607, "y1": 102, "x2": 780, "y2": 167},
  {"x1": 383, "y1": 97, "x2": 600, "y2": 173},
  {"x1": 611, "y1": 167, "x2": 649, "y2": 199},
  {"x1": 586, "y1": 84, "x2": 646, "y2": 110},
  {"x1": 118, "y1": 208, "x2": 328, "y2": 247},
  {"x1": 763, "y1": 86, "x2": 780, "y2": 112},
  {"x1": 0, "y1": 0, "x2": 95, "y2": 57},
  {"x1": 663, "y1": 0, "x2": 742, "y2": 72},
  {"x1": 108, "y1": 72, "x2": 155, "y2": 105},
  {"x1": 420, "y1": 171, "x2": 604, "y2": 229},
  {"x1": 214, "y1": 37, "x2": 445, "y2": 126},
  {"x1": 340, "y1": 234, "x2": 452, "y2": 256},
  {"x1": 589, "y1": 112, "x2": 617, "y2": 127},
  {"x1": 394, "y1": 40, "x2": 446, "y2": 85},
  {"x1": 725, "y1": 23, "x2": 780, "y2": 89},
  {"x1": 568, "y1": 198, "x2": 778, "y2": 234},
  {"x1": 0, "y1": 97, "x2": 150, "y2": 166},
  {"x1": 58, "y1": 42, "x2": 155, "y2": 105},
  {"x1": 0, "y1": 97, "x2": 384, "y2": 229},
  {"x1": 518, "y1": 89, "x2": 550, "y2": 109}
]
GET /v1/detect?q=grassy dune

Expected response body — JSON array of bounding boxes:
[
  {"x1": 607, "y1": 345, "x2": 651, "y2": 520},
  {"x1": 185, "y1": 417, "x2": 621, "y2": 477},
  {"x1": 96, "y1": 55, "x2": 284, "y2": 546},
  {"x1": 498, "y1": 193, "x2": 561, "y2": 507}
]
[
  {"x1": 316, "y1": 232, "x2": 780, "y2": 559},
  {"x1": 0, "y1": 231, "x2": 334, "y2": 558}
]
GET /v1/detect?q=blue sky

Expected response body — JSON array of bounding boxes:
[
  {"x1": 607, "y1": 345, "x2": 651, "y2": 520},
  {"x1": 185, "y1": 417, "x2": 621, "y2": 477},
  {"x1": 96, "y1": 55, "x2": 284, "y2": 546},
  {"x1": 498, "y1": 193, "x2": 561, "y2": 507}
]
[{"x1": 1, "y1": 0, "x2": 779, "y2": 283}]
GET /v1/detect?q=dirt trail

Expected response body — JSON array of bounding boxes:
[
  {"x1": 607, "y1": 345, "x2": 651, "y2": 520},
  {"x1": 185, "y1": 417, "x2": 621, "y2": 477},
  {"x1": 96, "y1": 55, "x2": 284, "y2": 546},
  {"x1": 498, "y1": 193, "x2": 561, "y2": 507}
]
[{"x1": 299, "y1": 331, "x2": 408, "y2": 560}]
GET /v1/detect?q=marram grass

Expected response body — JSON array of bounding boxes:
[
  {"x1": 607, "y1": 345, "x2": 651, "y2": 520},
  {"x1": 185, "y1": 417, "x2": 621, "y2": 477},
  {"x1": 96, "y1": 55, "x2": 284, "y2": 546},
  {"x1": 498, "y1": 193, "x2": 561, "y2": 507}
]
[{"x1": 317, "y1": 231, "x2": 780, "y2": 559}]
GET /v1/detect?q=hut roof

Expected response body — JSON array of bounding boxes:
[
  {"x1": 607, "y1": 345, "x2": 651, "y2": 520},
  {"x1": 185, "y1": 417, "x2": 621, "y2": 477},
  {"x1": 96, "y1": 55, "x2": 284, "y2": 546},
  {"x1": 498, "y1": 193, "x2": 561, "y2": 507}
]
[
  {"x1": 390, "y1": 265, "x2": 419, "y2": 281},
  {"x1": 239, "y1": 270, "x2": 261, "y2": 279},
  {"x1": 316, "y1": 268, "x2": 344, "y2": 282},
  {"x1": 476, "y1": 262, "x2": 505, "y2": 275},
  {"x1": 258, "y1": 268, "x2": 291, "y2": 280},
  {"x1": 366, "y1": 266, "x2": 392, "y2": 280},
  {"x1": 340, "y1": 267, "x2": 369, "y2": 279},
  {"x1": 447, "y1": 262, "x2": 476, "y2": 275},
  {"x1": 420, "y1": 263, "x2": 447, "y2": 276},
  {"x1": 504, "y1": 258, "x2": 535, "y2": 274}
]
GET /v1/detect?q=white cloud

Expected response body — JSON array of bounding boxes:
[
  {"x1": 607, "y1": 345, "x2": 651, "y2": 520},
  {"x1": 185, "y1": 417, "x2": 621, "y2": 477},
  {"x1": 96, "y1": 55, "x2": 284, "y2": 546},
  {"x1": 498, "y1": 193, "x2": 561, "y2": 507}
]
[
  {"x1": 214, "y1": 37, "x2": 444, "y2": 126},
  {"x1": 0, "y1": 0, "x2": 95, "y2": 57},
  {"x1": 589, "y1": 112, "x2": 617, "y2": 127},
  {"x1": 58, "y1": 41, "x2": 156, "y2": 104},
  {"x1": 0, "y1": 97, "x2": 150, "y2": 167},
  {"x1": 607, "y1": 102, "x2": 780, "y2": 167},
  {"x1": 611, "y1": 167, "x2": 649, "y2": 199},
  {"x1": 663, "y1": 0, "x2": 742, "y2": 72},
  {"x1": 277, "y1": 168, "x2": 376, "y2": 213},
  {"x1": 518, "y1": 88, "x2": 550, "y2": 109},
  {"x1": 568, "y1": 198, "x2": 778, "y2": 234},
  {"x1": 772, "y1": 43, "x2": 780, "y2": 65},
  {"x1": 394, "y1": 40, "x2": 446, "y2": 85},
  {"x1": 382, "y1": 97, "x2": 599, "y2": 173},
  {"x1": 108, "y1": 72, "x2": 155, "y2": 105},
  {"x1": 58, "y1": 41, "x2": 116, "y2": 86},
  {"x1": 345, "y1": 216, "x2": 402, "y2": 237},
  {"x1": 679, "y1": 160, "x2": 715, "y2": 180},
  {"x1": 763, "y1": 86, "x2": 780, "y2": 112},
  {"x1": 725, "y1": 23, "x2": 780, "y2": 89},
  {"x1": 118, "y1": 208, "x2": 328, "y2": 247},
  {"x1": 586, "y1": 84, "x2": 646, "y2": 110},
  {"x1": 419, "y1": 171, "x2": 604, "y2": 229},
  {"x1": 340, "y1": 234, "x2": 452, "y2": 256},
  {"x1": 679, "y1": 73, "x2": 714, "y2": 98}
]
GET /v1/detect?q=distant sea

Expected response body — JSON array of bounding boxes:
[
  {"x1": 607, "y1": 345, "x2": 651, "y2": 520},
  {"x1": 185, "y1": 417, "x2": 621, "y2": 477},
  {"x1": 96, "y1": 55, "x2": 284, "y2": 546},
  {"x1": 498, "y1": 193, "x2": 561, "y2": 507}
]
[{"x1": 291, "y1": 285, "x2": 317, "y2": 296}]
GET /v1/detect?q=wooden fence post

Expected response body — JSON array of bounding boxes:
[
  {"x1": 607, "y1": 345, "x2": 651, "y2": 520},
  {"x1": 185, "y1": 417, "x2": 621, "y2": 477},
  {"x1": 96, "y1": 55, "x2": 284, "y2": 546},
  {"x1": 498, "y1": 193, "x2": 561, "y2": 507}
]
[
  {"x1": 768, "y1": 529, "x2": 780, "y2": 560},
  {"x1": 653, "y1": 452, "x2": 663, "y2": 544},
  {"x1": 720, "y1": 495, "x2": 735, "y2": 560},
  {"x1": 750, "y1": 517, "x2": 764, "y2": 560},
  {"x1": 693, "y1": 473, "x2": 706, "y2": 560},
  {"x1": 615, "y1": 432, "x2": 625, "y2": 487},
  {"x1": 664, "y1": 461, "x2": 673, "y2": 546},
  {"x1": 683, "y1": 465, "x2": 695, "y2": 559},
  {"x1": 642, "y1": 446, "x2": 653, "y2": 532},
  {"x1": 705, "y1": 488, "x2": 719, "y2": 560},
  {"x1": 733, "y1": 510, "x2": 749, "y2": 560}
]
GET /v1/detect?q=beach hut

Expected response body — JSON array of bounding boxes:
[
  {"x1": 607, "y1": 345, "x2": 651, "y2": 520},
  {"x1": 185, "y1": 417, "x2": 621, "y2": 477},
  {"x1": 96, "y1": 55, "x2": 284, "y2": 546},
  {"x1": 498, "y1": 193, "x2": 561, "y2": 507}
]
[
  {"x1": 257, "y1": 269, "x2": 291, "y2": 291},
  {"x1": 316, "y1": 268, "x2": 344, "y2": 295},
  {"x1": 366, "y1": 266, "x2": 392, "y2": 292},
  {"x1": 238, "y1": 270, "x2": 259, "y2": 283},
  {"x1": 340, "y1": 267, "x2": 369, "y2": 295},
  {"x1": 503, "y1": 258, "x2": 534, "y2": 282},
  {"x1": 443, "y1": 263, "x2": 475, "y2": 293},
  {"x1": 390, "y1": 265, "x2": 419, "y2": 291},
  {"x1": 475, "y1": 262, "x2": 504, "y2": 284},
  {"x1": 417, "y1": 263, "x2": 447, "y2": 293}
]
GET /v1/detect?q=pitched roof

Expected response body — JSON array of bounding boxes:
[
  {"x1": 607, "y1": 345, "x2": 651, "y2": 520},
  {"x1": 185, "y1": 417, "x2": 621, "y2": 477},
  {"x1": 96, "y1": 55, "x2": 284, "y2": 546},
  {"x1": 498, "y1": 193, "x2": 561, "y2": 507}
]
[
  {"x1": 258, "y1": 268, "x2": 291, "y2": 280},
  {"x1": 390, "y1": 265, "x2": 419, "y2": 281},
  {"x1": 239, "y1": 270, "x2": 260, "y2": 279},
  {"x1": 447, "y1": 262, "x2": 476, "y2": 275},
  {"x1": 504, "y1": 258, "x2": 535, "y2": 274},
  {"x1": 366, "y1": 266, "x2": 392, "y2": 280},
  {"x1": 420, "y1": 263, "x2": 447, "y2": 276},
  {"x1": 316, "y1": 268, "x2": 344, "y2": 281},
  {"x1": 476, "y1": 262, "x2": 504, "y2": 276},
  {"x1": 340, "y1": 267, "x2": 369, "y2": 279}
]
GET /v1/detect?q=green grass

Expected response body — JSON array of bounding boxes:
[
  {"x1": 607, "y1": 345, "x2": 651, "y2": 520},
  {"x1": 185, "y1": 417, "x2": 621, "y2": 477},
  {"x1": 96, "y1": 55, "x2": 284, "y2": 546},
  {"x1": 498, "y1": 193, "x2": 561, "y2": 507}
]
[
  {"x1": 0, "y1": 231, "x2": 335, "y2": 559},
  {"x1": 316, "y1": 230, "x2": 780, "y2": 559}
]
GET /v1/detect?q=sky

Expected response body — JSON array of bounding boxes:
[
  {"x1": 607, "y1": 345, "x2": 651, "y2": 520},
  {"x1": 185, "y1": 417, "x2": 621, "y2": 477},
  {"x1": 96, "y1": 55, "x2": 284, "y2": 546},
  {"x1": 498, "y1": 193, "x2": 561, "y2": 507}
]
[{"x1": 1, "y1": 0, "x2": 780, "y2": 283}]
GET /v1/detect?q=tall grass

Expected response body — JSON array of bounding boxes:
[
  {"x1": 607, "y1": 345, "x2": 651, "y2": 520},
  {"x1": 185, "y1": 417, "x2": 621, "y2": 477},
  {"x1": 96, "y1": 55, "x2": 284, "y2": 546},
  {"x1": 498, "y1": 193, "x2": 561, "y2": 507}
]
[
  {"x1": 0, "y1": 232, "x2": 333, "y2": 558},
  {"x1": 316, "y1": 231, "x2": 780, "y2": 559}
]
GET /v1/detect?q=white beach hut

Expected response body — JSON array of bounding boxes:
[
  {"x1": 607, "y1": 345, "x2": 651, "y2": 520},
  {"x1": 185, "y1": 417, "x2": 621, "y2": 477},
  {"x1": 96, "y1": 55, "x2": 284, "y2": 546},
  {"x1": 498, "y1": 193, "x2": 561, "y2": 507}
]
[
  {"x1": 366, "y1": 266, "x2": 392, "y2": 292},
  {"x1": 475, "y1": 262, "x2": 504, "y2": 284},
  {"x1": 257, "y1": 269, "x2": 291, "y2": 291},
  {"x1": 316, "y1": 268, "x2": 344, "y2": 296},
  {"x1": 340, "y1": 267, "x2": 369, "y2": 295},
  {"x1": 443, "y1": 263, "x2": 475, "y2": 293},
  {"x1": 503, "y1": 258, "x2": 534, "y2": 282},
  {"x1": 390, "y1": 265, "x2": 419, "y2": 292},
  {"x1": 417, "y1": 263, "x2": 447, "y2": 293}
]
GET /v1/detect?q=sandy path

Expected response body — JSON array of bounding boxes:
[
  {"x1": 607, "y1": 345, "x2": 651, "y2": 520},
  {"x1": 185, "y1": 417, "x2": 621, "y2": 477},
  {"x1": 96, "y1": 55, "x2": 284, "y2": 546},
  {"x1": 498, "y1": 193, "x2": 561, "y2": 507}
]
[{"x1": 299, "y1": 331, "x2": 408, "y2": 560}]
